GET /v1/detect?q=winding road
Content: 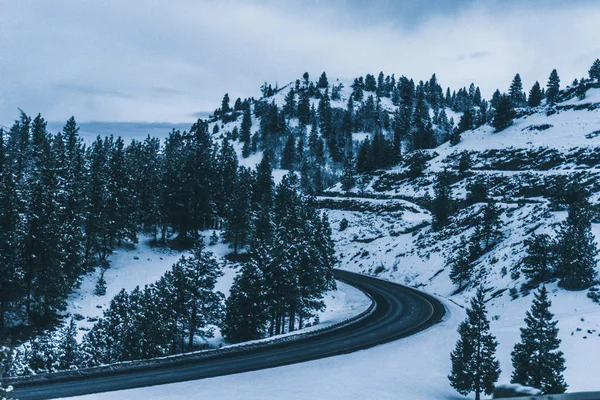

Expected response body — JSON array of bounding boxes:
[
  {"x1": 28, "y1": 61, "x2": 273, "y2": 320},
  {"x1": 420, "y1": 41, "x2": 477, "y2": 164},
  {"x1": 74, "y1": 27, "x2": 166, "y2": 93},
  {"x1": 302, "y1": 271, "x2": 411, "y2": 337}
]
[{"x1": 11, "y1": 269, "x2": 446, "y2": 400}]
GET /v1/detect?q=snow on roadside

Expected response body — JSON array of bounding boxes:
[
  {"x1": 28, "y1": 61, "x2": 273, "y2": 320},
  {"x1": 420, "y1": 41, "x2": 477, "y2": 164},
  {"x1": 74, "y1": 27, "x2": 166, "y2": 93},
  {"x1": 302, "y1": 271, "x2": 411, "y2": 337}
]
[{"x1": 64, "y1": 298, "x2": 464, "y2": 400}]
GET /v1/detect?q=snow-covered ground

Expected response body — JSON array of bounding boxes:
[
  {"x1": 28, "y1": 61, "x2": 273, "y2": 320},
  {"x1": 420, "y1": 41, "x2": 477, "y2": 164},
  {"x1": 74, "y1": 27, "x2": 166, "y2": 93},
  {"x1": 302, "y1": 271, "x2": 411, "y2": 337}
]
[
  {"x1": 66, "y1": 232, "x2": 234, "y2": 342},
  {"x1": 65, "y1": 300, "x2": 466, "y2": 400},
  {"x1": 65, "y1": 232, "x2": 372, "y2": 347}
]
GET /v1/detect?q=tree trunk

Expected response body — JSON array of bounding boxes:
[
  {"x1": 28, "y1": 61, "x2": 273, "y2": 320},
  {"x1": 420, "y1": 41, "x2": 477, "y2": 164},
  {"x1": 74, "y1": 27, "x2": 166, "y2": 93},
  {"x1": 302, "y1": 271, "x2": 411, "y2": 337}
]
[{"x1": 289, "y1": 306, "x2": 296, "y2": 332}]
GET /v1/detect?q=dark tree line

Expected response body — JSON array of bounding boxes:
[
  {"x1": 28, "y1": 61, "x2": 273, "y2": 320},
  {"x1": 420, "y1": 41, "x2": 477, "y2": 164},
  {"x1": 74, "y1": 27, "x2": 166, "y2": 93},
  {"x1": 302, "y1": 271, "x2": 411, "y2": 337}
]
[
  {"x1": 223, "y1": 168, "x2": 337, "y2": 343},
  {"x1": 1, "y1": 112, "x2": 259, "y2": 332}
]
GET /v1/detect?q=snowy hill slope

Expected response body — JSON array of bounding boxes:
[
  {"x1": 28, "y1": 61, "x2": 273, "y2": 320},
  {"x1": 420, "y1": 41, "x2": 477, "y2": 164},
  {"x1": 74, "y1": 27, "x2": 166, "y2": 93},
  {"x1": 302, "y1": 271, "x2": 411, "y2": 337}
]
[{"x1": 319, "y1": 86, "x2": 600, "y2": 390}]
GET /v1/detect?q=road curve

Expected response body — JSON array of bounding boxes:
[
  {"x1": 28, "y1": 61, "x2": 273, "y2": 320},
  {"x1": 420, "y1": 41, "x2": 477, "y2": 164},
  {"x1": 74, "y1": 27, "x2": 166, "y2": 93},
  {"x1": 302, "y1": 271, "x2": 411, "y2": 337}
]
[{"x1": 12, "y1": 269, "x2": 446, "y2": 400}]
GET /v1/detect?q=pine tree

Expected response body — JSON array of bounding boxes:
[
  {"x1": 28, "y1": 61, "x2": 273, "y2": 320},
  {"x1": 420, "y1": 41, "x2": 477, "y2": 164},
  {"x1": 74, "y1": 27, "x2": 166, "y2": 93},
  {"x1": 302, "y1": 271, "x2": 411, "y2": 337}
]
[
  {"x1": 456, "y1": 109, "x2": 474, "y2": 135},
  {"x1": 432, "y1": 170, "x2": 453, "y2": 229},
  {"x1": 283, "y1": 88, "x2": 296, "y2": 118},
  {"x1": 546, "y1": 69, "x2": 561, "y2": 104},
  {"x1": 215, "y1": 138, "x2": 239, "y2": 218},
  {"x1": 0, "y1": 346, "x2": 13, "y2": 399},
  {"x1": 340, "y1": 153, "x2": 355, "y2": 192},
  {"x1": 253, "y1": 151, "x2": 275, "y2": 211},
  {"x1": 297, "y1": 89, "x2": 311, "y2": 126},
  {"x1": 0, "y1": 137, "x2": 22, "y2": 328},
  {"x1": 458, "y1": 151, "x2": 471, "y2": 174},
  {"x1": 509, "y1": 73, "x2": 526, "y2": 107},
  {"x1": 412, "y1": 85, "x2": 436, "y2": 149},
  {"x1": 528, "y1": 81, "x2": 543, "y2": 107},
  {"x1": 280, "y1": 134, "x2": 296, "y2": 170},
  {"x1": 57, "y1": 319, "x2": 81, "y2": 370},
  {"x1": 449, "y1": 287, "x2": 500, "y2": 400},
  {"x1": 590, "y1": 59, "x2": 600, "y2": 81},
  {"x1": 492, "y1": 94, "x2": 516, "y2": 132},
  {"x1": 224, "y1": 167, "x2": 253, "y2": 253},
  {"x1": 241, "y1": 108, "x2": 252, "y2": 158},
  {"x1": 474, "y1": 200, "x2": 502, "y2": 251},
  {"x1": 554, "y1": 203, "x2": 598, "y2": 290},
  {"x1": 448, "y1": 236, "x2": 472, "y2": 291},
  {"x1": 511, "y1": 286, "x2": 567, "y2": 394},
  {"x1": 317, "y1": 72, "x2": 328, "y2": 89},
  {"x1": 222, "y1": 260, "x2": 268, "y2": 343},
  {"x1": 221, "y1": 93, "x2": 231, "y2": 114},
  {"x1": 170, "y1": 243, "x2": 224, "y2": 350},
  {"x1": 522, "y1": 233, "x2": 554, "y2": 285},
  {"x1": 365, "y1": 74, "x2": 377, "y2": 92},
  {"x1": 466, "y1": 177, "x2": 488, "y2": 205},
  {"x1": 94, "y1": 271, "x2": 107, "y2": 296}
]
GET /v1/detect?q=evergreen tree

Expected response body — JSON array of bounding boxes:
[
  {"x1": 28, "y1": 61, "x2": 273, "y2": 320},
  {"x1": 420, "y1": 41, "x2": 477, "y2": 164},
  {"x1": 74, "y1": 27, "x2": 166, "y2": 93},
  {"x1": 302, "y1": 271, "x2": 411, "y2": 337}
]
[
  {"x1": 432, "y1": 170, "x2": 453, "y2": 229},
  {"x1": 283, "y1": 88, "x2": 296, "y2": 118},
  {"x1": 456, "y1": 109, "x2": 474, "y2": 135},
  {"x1": 241, "y1": 108, "x2": 252, "y2": 158},
  {"x1": 340, "y1": 153, "x2": 355, "y2": 192},
  {"x1": 0, "y1": 346, "x2": 13, "y2": 399},
  {"x1": 406, "y1": 151, "x2": 428, "y2": 179},
  {"x1": 509, "y1": 73, "x2": 526, "y2": 107},
  {"x1": 474, "y1": 201, "x2": 502, "y2": 251},
  {"x1": 57, "y1": 319, "x2": 81, "y2": 370},
  {"x1": 165, "y1": 243, "x2": 224, "y2": 351},
  {"x1": 317, "y1": 72, "x2": 328, "y2": 89},
  {"x1": 351, "y1": 77, "x2": 364, "y2": 101},
  {"x1": 364, "y1": 74, "x2": 377, "y2": 92},
  {"x1": 449, "y1": 287, "x2": 501, "y2": 400},
  {"x1": 554, "y1": 203, "x2": 598, "y2": 290},
  {"x1": 280, "y1": 134, "x2": 296, "y2": 170},
  {"x1": 215, "y1": 138, "x2": 239, "y2": 217},
  {"x1": 94, "y1": 271, "x2": 107, "y2": 296},
  {"x1": 222, "y1": 257, "x2": 269, "y2": 343},
  {"x1": 528, "y1": 81, "x2": 543, "y2": 107},
  {"x1": 511, "y1": 286, "x2": 567, "y2": 394},
  {"x1": 221, "y1": 93, "x2": 231, "y2": 114},
  {"x1": 224, "y1": 167, "x2": 253, "y2": 253},
  {"x1": 448, "y1": 236, "x2": 472, "y2": 291},
  {"x1": 522, "y1": 233, "x2": 554, "y2": 285},
  {"x1": 590, "y1": 59, "x2": 600, "y2": 81},
  {"x1": 492, "y1": 94, "x2": 516, "y2": 132},
  {"x1": 458, "y1": 151, "x2": 472, "y2": 174},
  {"x1": 412, "y1": 85, "x2": 436, "y2": 149},
  {"x1": 466, "y1": 177, "x2": 488, "y2": 205},
  {"x1": 253, "y1": 151, "x2": 275, "y2": 211},
  {"x1": 546, "y1": 69, "x2": 561, "y2": 104},
  {"x1": 0, "y1": 138, "x2": 21, "y2": 328},
  {"x1": 297, "y1": 89, "x2": 311, "y2": 126}
]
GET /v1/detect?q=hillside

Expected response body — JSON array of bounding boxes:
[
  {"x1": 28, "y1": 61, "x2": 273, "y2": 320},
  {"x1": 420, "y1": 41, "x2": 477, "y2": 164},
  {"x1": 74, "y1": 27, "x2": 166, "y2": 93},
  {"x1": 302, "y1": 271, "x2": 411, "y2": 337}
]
[
  {"x1": 202, "y1": 72, "x2": 600, "y2": 388},
  {"x1": 318, "y1": 86, "x2": 600, "y2": 389}
]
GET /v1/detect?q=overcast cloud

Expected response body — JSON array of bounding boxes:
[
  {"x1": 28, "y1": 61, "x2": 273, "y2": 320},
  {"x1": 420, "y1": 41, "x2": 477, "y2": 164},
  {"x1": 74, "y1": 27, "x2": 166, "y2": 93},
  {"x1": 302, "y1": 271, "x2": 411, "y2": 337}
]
[{"x1": 1, "y1": 0, "x2": 599, "y2": 125}]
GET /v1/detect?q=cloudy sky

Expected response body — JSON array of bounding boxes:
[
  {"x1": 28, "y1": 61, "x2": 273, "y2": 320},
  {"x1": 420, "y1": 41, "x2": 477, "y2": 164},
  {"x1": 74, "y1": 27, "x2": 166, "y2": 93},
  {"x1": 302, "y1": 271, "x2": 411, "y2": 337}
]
[{"x1": 1, "y1": 0, "x2": 599, "y2": 126}]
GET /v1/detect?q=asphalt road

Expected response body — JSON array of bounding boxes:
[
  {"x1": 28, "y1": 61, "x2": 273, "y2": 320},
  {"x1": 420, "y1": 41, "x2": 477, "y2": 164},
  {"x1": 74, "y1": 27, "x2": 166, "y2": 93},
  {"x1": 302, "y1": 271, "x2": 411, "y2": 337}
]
[{"x1": 11, "y1": 269, "x2": 446, "y2": 400}]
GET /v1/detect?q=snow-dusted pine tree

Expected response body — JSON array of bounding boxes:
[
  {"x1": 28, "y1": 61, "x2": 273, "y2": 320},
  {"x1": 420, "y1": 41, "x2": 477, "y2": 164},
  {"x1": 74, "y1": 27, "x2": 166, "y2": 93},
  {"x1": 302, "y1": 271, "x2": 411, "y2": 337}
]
[
  {"x1": 449, "y1": 287, "x2": 500, "y2": 400},
  {"x1": 511, "y1": 286, "x2": 567, "y2": 394},
  {"x1": 554, "y1": 203, "x2": 599, "y2": 290}
]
